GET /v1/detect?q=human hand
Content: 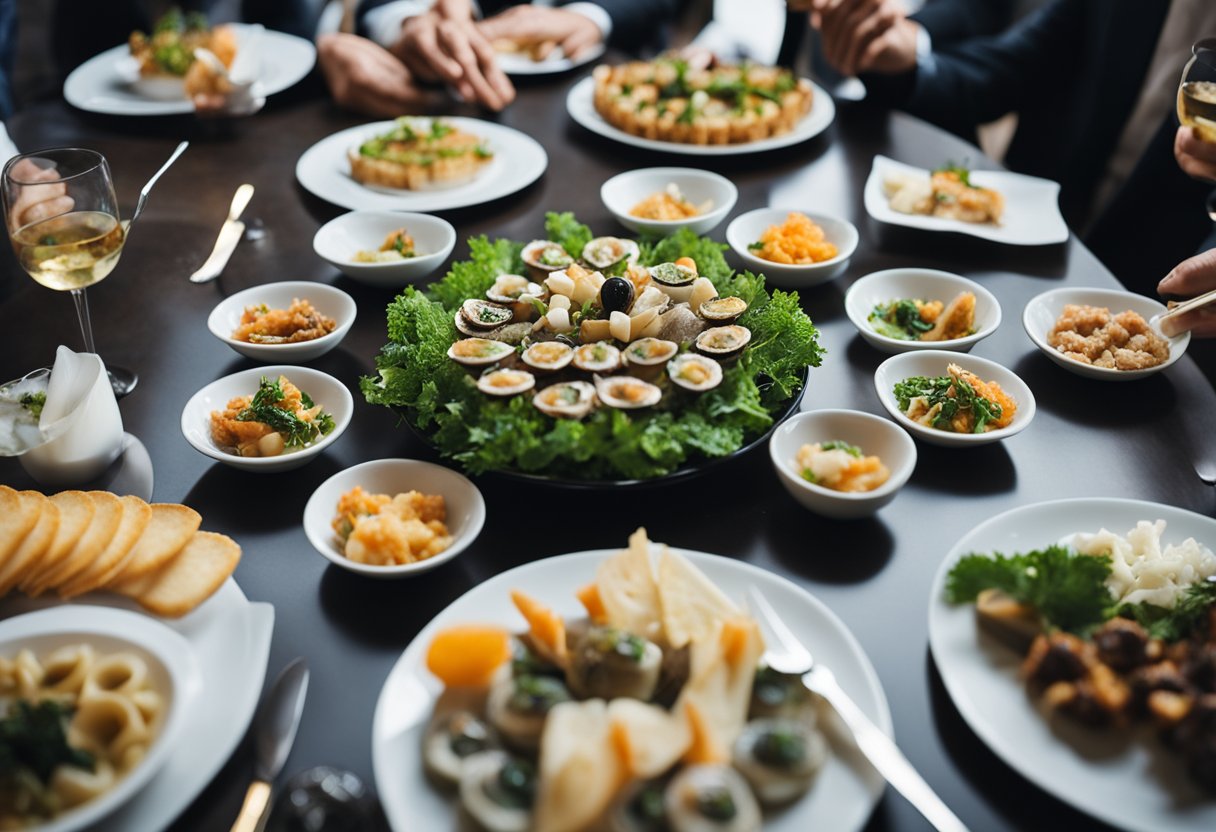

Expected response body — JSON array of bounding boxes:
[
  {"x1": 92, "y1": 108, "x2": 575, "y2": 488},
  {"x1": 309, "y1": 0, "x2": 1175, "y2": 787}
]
[
  {"x1": 1175, "y1": 126, "x2": 1216, "y2": 184},
  {"x1": 393, "y1": 12, "x2": 514, "y2": 111},
  {"x1": 477, "y1": 6, "x2": 604, "y2": 62},
  {"x1": 7, "y1": 158, "x2": 74, "y2": 230},
  {"x1": 814, "y1": 0, "x2": 919, "y2": 77},
  {"x1": 1158, "y1": 248, "x2": 1216, "y2": 338},
  {"x1": 318, "y1": 33, "x2": 442, "y2": 117}
]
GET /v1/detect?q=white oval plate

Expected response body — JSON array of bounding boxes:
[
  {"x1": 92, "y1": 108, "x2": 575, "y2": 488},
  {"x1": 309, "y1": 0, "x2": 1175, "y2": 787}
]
[
  {"x1": 63, "y1": 25, "x2": 315, "y2": 116},
  {"x1": 844, "y1": 268, "x2": 1001, "y2": 354},
  {"x1": 863, "y1": 155, "x2": 1069, "y2": 246},
  {"x1": 0, "y1": 606, "x2": 201, "y2": 832},
  {"x1": 496, "y1": 43, "x2": 605, "y2": 76},
  {"x1": 928, "y1": 498, "x2": 1216, "y2": 832},
  {"x1": 296, "y1": 118, "x2": 548, "y2": 213},
  {"x1": 600, "y1": 166, "x2": 737, "y2": 237},
  {"x1": 873, "y1": 350, "x2": 1035, "y2": 447},
  {"x1": 566, "y1": 75, "x2": 836, "y2": 156},
  {"x1": 303, "y1": 459, "x2": 486, "y2": 579},
  {"x1": 0, "y1": 580, "x2": 273, "y2": 832},
  {"x1": 1022, "y1": 287, "x2": 1189, "y2": 381},
  {"x1": 207, "y1": 281, "x2": 356, "y2": 363},
  {"x1": 372, "y1": 547, "x2": 889, "y2": 832},
  {"x1": 181, "y1": 365, "x2": 353, "y2": 472}
]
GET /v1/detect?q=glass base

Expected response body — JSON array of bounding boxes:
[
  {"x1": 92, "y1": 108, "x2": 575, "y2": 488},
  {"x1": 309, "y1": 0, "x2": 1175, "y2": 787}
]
[{"x1": 108, "y1": 365, "x2": 138, "y2": 397}]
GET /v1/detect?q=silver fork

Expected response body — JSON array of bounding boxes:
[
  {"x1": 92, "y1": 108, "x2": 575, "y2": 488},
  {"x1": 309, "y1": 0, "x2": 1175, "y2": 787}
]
[{"x1": 747, "y1": 586, "x2": 970, "y2": 832}]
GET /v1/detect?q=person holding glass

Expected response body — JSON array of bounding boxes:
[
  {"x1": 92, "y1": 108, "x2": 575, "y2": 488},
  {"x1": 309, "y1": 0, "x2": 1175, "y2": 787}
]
[{"x1": 807, "y1": 0, "x2": 1216, "y2": 296}]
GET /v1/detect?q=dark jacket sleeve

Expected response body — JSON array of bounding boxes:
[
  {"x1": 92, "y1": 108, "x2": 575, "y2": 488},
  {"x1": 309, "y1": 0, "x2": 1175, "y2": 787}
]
[
  {"x1": 865, "y1": 0, "x2": 1082, "y2": 140},
  {"x1": 565, "y1": 0, "x2": 680, "y2": 49},
  {"x1": 910, "y1": 0, "x2": 1016, "y2": 44}
]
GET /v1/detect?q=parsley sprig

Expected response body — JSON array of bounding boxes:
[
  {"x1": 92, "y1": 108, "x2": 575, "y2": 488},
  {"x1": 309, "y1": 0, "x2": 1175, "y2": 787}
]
[
  {"x1": 894, "y1": 374, "x2": 1002, "y2": 433},
  {"x1": 236, "y1": 377, "x2": 335, "y2": 449}
]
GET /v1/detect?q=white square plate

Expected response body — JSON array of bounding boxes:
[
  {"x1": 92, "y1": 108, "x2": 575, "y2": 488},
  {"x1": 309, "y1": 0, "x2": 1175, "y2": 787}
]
[{"x1": 863, "y1": 155, "x2": 1069, "y2": 246}]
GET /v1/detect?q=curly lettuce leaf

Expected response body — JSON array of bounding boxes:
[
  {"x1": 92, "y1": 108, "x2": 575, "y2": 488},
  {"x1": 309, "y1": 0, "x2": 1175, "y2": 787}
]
[
  {"x1": 427, "y1": 237, "x2": 523, "y2": 312},
  {"x1": 545, "y1": 211, "x2": 593, "y2": 260}
]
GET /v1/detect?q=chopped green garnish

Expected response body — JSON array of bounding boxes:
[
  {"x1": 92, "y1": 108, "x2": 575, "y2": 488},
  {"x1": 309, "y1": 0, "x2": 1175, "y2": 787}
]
[
  {"x1": 19, "y1": 392, "x2": 46, "y2": 419},
  {"x1": 0, "y1": 700, "x2": 94, "y2": 785},
  {"x1": 236, "y1": 377, "x2": 334, "y2": 449},
  {"x1": 748, "y1": 241, "x2": 765, "y2": 252},
  {"x1": 753, "y1": 728, "x2": 806, "y2": 768},
  {"x1": 868, "y1": 299, "x2": 934, "y2": 341},
  {"x1": 933, "y1": 160, "x2": 977, "y2": 188},
  {"x1": 696, "y1": 786, "x2": 737, "y2": 821},
  {"x1": 820, "y1": 440, "x2": 861, "y2": 457},
  {"x1": 894, "y1": 374, "x2": 1002, "y2": 433}
]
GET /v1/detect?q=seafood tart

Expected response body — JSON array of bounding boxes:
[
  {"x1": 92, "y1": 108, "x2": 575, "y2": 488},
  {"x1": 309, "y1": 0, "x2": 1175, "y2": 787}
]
[{"x1": 350, "y1": 117, "x2": 493, "y2": 191}]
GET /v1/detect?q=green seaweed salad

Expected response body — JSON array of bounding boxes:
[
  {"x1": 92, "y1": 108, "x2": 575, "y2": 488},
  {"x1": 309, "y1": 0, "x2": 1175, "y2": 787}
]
[{"x1": 361, "y1": 212, "x2": 824, "y2": 480}]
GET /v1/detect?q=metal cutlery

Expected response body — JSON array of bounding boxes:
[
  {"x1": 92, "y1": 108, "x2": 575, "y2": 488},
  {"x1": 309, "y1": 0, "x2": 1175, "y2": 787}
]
[
  {"x1": 1156, "y1": 286, "x2": 1216, "y2": 337},
  {"x1": 190, "y1": 183, "x2": 255, "y2": 283},
  {"x1": 129, "y1": 140, "x2": 189, "y2": 228},
  {"x1": 230, "y1": 657, "x2": 310, "y2": 832},
  {"x1": 746, "y1": 586, "x2": 970, "y2": 832}
]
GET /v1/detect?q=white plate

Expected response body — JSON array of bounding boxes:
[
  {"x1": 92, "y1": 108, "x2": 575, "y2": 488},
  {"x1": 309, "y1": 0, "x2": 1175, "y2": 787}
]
[
  {"x1": 181, "y1": 365, "x2": 354, "y2": 473},
  {"x1": 296, "y1": 118, "x2": 548, "y2": 213},
  {"x1": 1022, "y1": 287, "x2": 1190, "y2": 381},
  {"x1": 372, "y1": 548, "x2": 889, "y2": 832},
  {"x1": 928, "y1": 498, "x2": 1216, "y2": 832},
  {"x1": 312, "y1": 211, "x2": 457, "y2": 288},
  {"x1": 303, "y1": 459, "x2": 486, "y2": 579},
  {"x1": 873, "y1": 350, "x2": 1035, "y2": 447},
  {"x1": 496, "y1": 43, "x2": 604, "y2": 75},
  {"x1": 600, "y1": 167, "x2": 737, "y2": 236},
  {"x1": 0, "y1": 606, "x2": 201, "y2": 832},
  {"x1": 63, "y1": 25, "x2": 315, "y2": 116},
  {"x1": 566, "y1": 75, "x2": 836, "y2": 156},
  {"x1": 863, "y1": 155, "x2": 1069, "y2": 246},
  {"x1": 0, "y1": 580, "x2": 274, "y2": 831},
  {"x1": 844, "y1": 268, "x2": 1001, "y2": 354},
  {"x1": 725, "y1": 208, "x2": 859, "y2": 288},
  {"x1": 207, "y1": 281, "x2": 356, "y2": 363}
]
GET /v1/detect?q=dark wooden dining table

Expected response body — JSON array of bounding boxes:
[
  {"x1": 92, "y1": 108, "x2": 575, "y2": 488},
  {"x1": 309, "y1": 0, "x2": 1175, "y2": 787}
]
[{"x1": 1, "y1": 65, "x2": 1214, "y2": 832}]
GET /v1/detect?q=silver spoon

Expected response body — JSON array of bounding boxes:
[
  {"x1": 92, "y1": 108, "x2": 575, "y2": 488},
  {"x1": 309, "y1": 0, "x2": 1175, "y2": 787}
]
[{"x1": 128, "y1": 140, "x2": 188, "y2": 228}]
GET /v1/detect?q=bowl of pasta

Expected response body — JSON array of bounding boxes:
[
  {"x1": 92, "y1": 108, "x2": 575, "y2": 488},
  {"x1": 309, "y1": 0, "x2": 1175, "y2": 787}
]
[{"x1": 0, "y1": 606, "x2": 202, "y2": 830}]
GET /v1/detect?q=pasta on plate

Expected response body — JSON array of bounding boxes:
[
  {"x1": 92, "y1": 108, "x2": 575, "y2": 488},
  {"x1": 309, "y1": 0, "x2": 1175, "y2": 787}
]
[{"x1": 0, "y1": 644, "x2": 164, "y2": 826}]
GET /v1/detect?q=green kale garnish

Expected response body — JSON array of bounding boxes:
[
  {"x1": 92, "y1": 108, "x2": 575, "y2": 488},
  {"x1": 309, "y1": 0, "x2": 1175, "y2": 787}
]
[
  {"x1": 945, "y1": 545, "x2": 1114, "y2": 634},
  {"x1": 236, "y1": 377, "x2": 334, "y2": 449},
  {"x1": 868, "y1": 299, "x2": 934, "y2": 340},
  {"x1": 893, "y1": 374, "x2": 1001, "y2": 433},
  {"x1": 1122, "y1": 580, "x2": 1216, "y2": 642},
  {"x1": 544, "y1": 211, "x2": 592, "y2": 261},
  {"x1": 0, "y1": 700, "x2": 94, "y2": 785}
]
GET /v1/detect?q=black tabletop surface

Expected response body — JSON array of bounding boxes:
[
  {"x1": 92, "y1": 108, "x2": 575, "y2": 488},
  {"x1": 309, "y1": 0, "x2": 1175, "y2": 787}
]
[{"x1": 1, "y1": 68, "x2": 1213, "y2": 832}]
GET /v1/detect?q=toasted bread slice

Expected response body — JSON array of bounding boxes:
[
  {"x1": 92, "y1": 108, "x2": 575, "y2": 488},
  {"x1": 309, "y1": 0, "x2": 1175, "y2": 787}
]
[
  {"x1": 0, "y1": 486, "x2": 38, "y2": 570},
  {"x1": 114, "y1": 503, "x2": 201, "y2": 581},
  {"x1": 0, "y1": 491, "x2": 51, "y2": 594},
  {"x1": 349, "y1": 149, "x2": 491, "y2": 191},
  {"x1": 58, "y1": 495, "x2": 151, "y2": 599},
  {"x1": 24, "y1": 491, "x2": 121, "y2": 596},
  {"x1": 111, "y1": 531, "x2": 240, "y2": 618},
  {"x1": 18, "y1": 491, "x2": 94, "y2": 592}
]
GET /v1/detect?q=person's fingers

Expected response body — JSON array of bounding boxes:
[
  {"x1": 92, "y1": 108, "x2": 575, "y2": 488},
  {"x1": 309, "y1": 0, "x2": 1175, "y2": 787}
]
[
  {"x1": 843, "y1": 4, "x2": 899, "y2": 75},
  {"x1": 411, "y1": 20, "x2": 465, "y2": 84},
  {"x1": 560, "y1": 26, "x2": 600, "y2": 60},
  {"x1": 466, "y1": 28, "x2": 515, "y2": 106},
  {"x1": 1160, "y1": 306, "x2": 1216, "y2": 338},
  {"x1": 820, "y1": 0, "x2": 882, "y2": 70},
  {"x1": 19, "y1": 195, "x2": 74, "y2": 226},
  {"x1": 475, "y1": 7, "x2": 528, "y2": 41},
  {"x1": 1159, "y1": 248, "x2": 1216, "y2": 296},
  {"x1": 1175, "y1": 126, "x2": 1216, "y2": 183},
  {"x1": 437, "y1": 20, "x2": 504, "y2": 109},
  {"x1": 836, "y1": 0, "x2": 893, "y2": 75}
]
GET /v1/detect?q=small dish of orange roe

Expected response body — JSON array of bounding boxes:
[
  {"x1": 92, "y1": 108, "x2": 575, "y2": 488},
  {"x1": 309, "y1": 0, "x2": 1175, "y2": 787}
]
[{"x1": 749, "y1": 212, "x2": 839, "y2": 264}]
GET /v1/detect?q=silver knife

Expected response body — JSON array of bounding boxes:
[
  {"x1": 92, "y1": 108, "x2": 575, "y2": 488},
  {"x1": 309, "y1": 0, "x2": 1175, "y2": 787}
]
[
  {"x1": 190, "y1": 183, "x2": 255, "y2": 283},
  {"x1": 230, "y1": 657, "x2": 310, "y2": 832}
]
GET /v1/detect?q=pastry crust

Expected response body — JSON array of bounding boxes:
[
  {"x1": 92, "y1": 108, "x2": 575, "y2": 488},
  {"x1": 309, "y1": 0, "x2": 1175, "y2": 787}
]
[
  {"x1": 350, "y1": 118, "x2": 493, "y2": 190},
  {"x1": 592, "y1": 59, "x2": 813, "y2": 146}
]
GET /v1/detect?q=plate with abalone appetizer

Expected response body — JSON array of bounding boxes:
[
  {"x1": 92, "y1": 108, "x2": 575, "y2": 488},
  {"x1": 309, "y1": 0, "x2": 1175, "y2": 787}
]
[
  {"x1": 359, "y1": 211, "x2": 824, "y2": 486},
  {"x1": 844, "y1": 268, "x2": 1001, "y2": 354},
  {"x1": 295, "y1": 116, "x2": 548, "y2": 213},
  {"x1": 929, "y1": 498, "x2": 1216, "y2": 832},
  {"x1": 372, "y1": 527, "x2": 889, "y2": 832},
  {"x1": 0, "y1": 483, "x2": 273, "y2": 831},
  {"x1": 566, "y1": 55, "x2": 835, "y2": 156},
  {"x1": 63, "y1": 11, "x2": 315, "y2": 116},
  {"x1": 1022, "y1": 287, "x2": 1189, "y2": 381},
  {"x1": 863, "y1": 156, "x2": 1069, "y2": 245}
]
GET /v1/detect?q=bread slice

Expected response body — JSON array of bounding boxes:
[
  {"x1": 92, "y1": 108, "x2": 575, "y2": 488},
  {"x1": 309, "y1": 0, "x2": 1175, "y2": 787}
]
[
  {"x1": 0, "y1": 486, "x2": 38, "y2": 570},
  {"x1": 25, "y1": 491, "x2": 123, "y2": 596},
  {"x1": 17, "y1": 491, "x2": 95, "y2": 593},
  {"x1": 57, "y1": 495, "x2": 151, "y2": 599},
  {"x1": 110, "y1": 503, "x2": 201, "y2": 582},
  {"x1": 110, "y1": 531, "x2": 241, "y2": 618},
  {"x1": 349, "y1": 148, "x2": 491, "y2": 190}
]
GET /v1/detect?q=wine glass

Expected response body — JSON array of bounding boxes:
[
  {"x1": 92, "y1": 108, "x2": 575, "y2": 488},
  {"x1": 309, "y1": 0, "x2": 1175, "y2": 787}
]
[
  {"x1": 2, "y1": 148, "x2": 138, "y2": 396},
  {"x1": 1178, "y1": 38, "x2": 1216, "y2": 144}
]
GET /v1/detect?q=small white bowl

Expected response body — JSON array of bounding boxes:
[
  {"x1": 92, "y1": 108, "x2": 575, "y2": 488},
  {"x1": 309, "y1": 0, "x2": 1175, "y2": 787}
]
[
  {"x1": 769, "y1": 409, "x2": 916, "y2": 519},
  {"x1": 1022, "y1": 287, "x2": 1190, "y2": 381},
  {"x1": 313, "y1": 211, "x2": 456, "y2": 288},
  {"x1": 873, "y1": 350, "x2": 1036, "y2": 447},
  {"x1": 206, "y1": 281, "x2": 356, "y2": 363},
  {"x1": 844, "y1": 268, "x2": 1001, "y2": 354},
  {"x1": 600, "y1": 167, "x2": 737, "y2": 237},
  {"x1": 0, "y1": 605, "x2": 202, "y2": 832},
  {"x1": 302, "y1": 458, "x2": 486, "y2": 578},
  {"x1": 181, "y1": 365, "x2": 353, "y2": 472},
  {"x1": 725, "y1": 208, "x2": 859, "y2": 288}
]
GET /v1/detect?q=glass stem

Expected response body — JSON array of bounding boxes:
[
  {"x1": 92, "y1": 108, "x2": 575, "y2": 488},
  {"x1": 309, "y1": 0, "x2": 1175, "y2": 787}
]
[{"x1": 70, "y1": 287, "x2": 98, "y2": 354}]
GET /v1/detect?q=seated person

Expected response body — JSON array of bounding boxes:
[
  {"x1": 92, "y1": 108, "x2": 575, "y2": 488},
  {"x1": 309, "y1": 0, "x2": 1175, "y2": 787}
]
[
  {"x1": 319, "y1": 0, "x2": 678, "y2": 115},
  {"x1": 1160, "y1": 128, "x2": 1216, "y2": 339},
  {"x1": 810, "y1": 0, "x2": 1216, "y2": 294}
]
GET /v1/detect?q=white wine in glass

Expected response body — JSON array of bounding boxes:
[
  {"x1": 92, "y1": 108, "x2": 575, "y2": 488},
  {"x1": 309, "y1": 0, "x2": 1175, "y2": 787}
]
[
  {"x1": 2, "y1": 148, "x2": 137, "y2": 396},
  {"x1": 1178, "y1": 39, "x2": 1216, "y2": 144}
]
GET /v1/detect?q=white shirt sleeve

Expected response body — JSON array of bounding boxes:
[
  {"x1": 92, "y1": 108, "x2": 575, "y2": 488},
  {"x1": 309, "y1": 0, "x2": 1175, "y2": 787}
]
[
  {"x1": 363, "y1": 0, "x2": 438, "y2": 47},
  {"x1": 563, "y1": 2, "x2": 612, "y2": 42}
]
